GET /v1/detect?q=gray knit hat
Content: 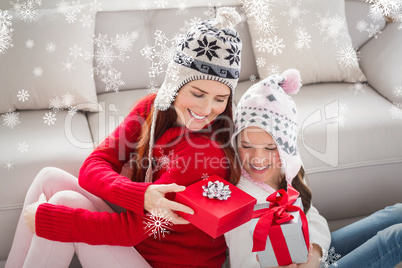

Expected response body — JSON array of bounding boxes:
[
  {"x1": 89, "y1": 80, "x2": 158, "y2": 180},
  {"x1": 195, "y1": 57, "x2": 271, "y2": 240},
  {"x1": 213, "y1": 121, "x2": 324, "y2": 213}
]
[{"x1": 145, "y1": 7, "x2": 243, "y2": 182}]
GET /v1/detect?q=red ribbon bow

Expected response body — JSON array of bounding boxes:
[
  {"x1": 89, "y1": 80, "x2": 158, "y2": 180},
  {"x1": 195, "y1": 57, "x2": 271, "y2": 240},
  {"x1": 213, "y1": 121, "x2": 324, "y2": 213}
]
[{"x1": 251, "y1": 185, "x2": 310, "y2": 263}]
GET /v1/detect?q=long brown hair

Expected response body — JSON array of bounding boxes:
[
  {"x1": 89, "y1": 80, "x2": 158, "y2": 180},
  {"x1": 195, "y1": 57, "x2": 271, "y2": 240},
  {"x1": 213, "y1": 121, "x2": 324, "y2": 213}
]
[
  {"x1": 130, "y1": 94, "x2": 241, "y2": 185},
  {"x1": 278, "y1": 166, "x2": 312, "y2": 214}
]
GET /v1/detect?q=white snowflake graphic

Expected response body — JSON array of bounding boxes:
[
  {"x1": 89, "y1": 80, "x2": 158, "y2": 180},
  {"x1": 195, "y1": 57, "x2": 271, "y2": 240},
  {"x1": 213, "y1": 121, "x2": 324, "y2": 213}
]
[
  {"x1": 294, "y1": 25, "x2": 311, "y2": 50},
  {"x1": 2, "y1": 110, "x2": 20, "y2": 129},
  {"x1": 280, "y1": 0, "x2": 308, "y2": 25},
  {"x1": 154, "y1": 0, "x2": 169, "y2": 8},
  {"x1": 315, "y1": 12, "x2": 347, "y2": 44},
  {"x1": 17, "y1": 141, "x2": 29, "y2": 153},
  {"x1": 101, "y1": 68, "x2": 125, "y2": 93},
  {"x1": 367, "y1": 0, "x2": 402, "y2": 21},
  {"x1": 349, "y1": 76, "x2": 368, "y2": 96},
  {"x1": 62, "y1": 92, "x2": 75, "y2": 107},
  {"x1": 141, "y1": 30, "x2": 177, "y2": 78},
  {"x1": 61, "y1": 57, "x2": 75, "y2": 73},
  {"x1": 17, "y1": 89, "x2": 30, "y2": 102},
  {"x1": 68, "y1": 106, "x2": 78, "y2": 116},
  {"x1": 154, "y1": 149, "x2": 176, "y2": 172},
  {"x1": 242, "y1": 0, "x2": 274, "y2": 27},
  {"x1": 10, "y1": 0, "x2": 42, "y2": 23},
  {"x1": 89, "y1": 0, "x2": 102, "y2": 13},
  {"x1": 25, "y1": 39, "x2": 34, "y2": 49},
  {"x1": 337, "y1": 103, "x2": 349, "y2": 127},
  {"x1": 69, "y1": 44, "x2": 83, "y2": 58},
  {"x1": 366, "y1": 24, "x2": 382, "y2": 39},
  {"x1": 256, "y1": 57, "x2": 266, "y2": 68},
  {"x1": 32, "y1": 66, "x2": 43, "y2": 77},
  {"x1": 393, "y1": 85, "x2": 402, "y2": 99},
  {"x1": 255, "y1": 15, "x2": 277, "y2": 36},
  {"x1": 4, "y1": 161, "x2": 14, "y2": 171},
  {"x1": 43, "y1": 112, "x2": 57, "y2": 126},
  {"x1": 80, "y1": 14, "x2": 93, "y2": 27},
  {"x1": 143, "y1": 208, "x2": 173, "y2": 241},
  {"x1": 46, "y1": 42, "x2": 56, "y2": 53},
  {"x1": 337, "y1": 45, "x2": 360, "y2": 68},
  {"x1": 266, "y1": 36, "x2": 285, "y2": 56},
  {"x1": 319, "y1": 246, "x2": 341, "y2": 268},
  {"x1": 57, "y1": 0, "x2": 82, "y2": 23},
  {"x1": 389, "y1": 102, "x2": 402, "y2": 120},
  {"x1": 250, "y1": 74, "x2": 257, "y2": 82},
  {"x1": 356, "y1": 19, "x2": 368, "y2": 32},
  {"x1": 0, "y1": 10, "x2": 14, "y2": 55},
  {"x1": 201, "y1": 173, "x2": 210, "y2": 180},
  {"x1": 147, "y1": 80, "x2": 160, "y2": 94},
  {"x1": 49, "y1": 97, "x2": 64, "y2": 112},
  {"x1": 89, "y1": 32, "x2": 137, "y2": 92},
  {"x1": 176, "y1": 1, "x2": 190, "y2": 16},
  {"x1": 266, "y1": 62, "x2": 281, "y2": 76}
]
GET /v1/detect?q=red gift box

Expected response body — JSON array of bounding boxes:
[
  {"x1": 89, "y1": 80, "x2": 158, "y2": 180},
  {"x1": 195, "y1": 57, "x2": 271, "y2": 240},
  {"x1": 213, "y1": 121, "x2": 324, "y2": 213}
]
[{"x1": 175, "y1": 175, "x2": 256, "y2": 238}]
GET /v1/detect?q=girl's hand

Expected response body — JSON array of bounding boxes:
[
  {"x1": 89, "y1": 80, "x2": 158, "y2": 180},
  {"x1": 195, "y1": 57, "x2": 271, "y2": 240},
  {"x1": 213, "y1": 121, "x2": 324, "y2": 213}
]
[
  {"x1": 144, "y1": 183, "x2": 194, "y2": 225},
  {"x1": 257, "y1": 244, "x2": 316, "y2": 268},
  {"x1": 24, "y1": 193, "x2": 47, "y2": 234}
]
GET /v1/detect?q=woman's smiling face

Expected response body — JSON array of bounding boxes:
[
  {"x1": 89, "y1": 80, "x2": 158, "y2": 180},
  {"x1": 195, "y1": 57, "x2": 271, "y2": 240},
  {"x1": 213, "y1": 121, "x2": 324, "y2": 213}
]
[
  {"x1": 173, "y1": 80, "x2": 231, "y2": 131},
  {"x1": 237, "y1": 126, "x2": 282, "y2": 189}
]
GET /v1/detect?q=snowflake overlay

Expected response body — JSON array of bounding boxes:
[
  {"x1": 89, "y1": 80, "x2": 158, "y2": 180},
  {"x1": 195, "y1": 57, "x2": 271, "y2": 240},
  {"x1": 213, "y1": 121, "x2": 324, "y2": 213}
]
[
  {"x1": 393, "y1": 85, "x2": 402, "y2": 99},
  {"x1": 255, "y1": 36, "x2": 285, "y2": 55},
  {"x1": 153, "y1": 149, "x2": 177, "y2": 172},
  {"x1": 0, "y1": 10, "x2": 14, "y2": 55},
  {"x1": 349, "y1": 76, "x2": 368, "y2": 96},
  {"x1": 143, "y1": 208, "x2": 173, "y2": 241},
  {"x1": 2, "y1": 110, "x2": 20, "y2": 129},
  {"x1": 337, "y1": 103, "x2": 349, "y2": 127},
  {"x1": 389, "y1": 102, "x2": 402, "y2": 120},
  {"x1": 89, "y1": 31, "x2": 137, "y2": 92},
  {"x1": 17, "y1": 89, "x2": 30, "y2": 102},
  {"x1": 18, "y1": 142, "x2": 29, "y2": 153},
  {"x1": 319, "y1": 247, "x2": 341, "y2": 268},
  {"x1": 315, "y1": 12, "x2": 347, "y2": 45},
  {"x1": 337, "y1": 45, "x2": 360, "y2": 68},
  {"x1": 43, "y1": 112, "x2": 57, "y2": 126},
  {"x1": 280, "y1": 0, "x2": 308, "y2": 25},
  {"x1": 141, "y1": 30, "x2": 178, "y2": 78},
  {"x1": 294, "y1": 25, "x2": 311, "y2": 50},
  {"x1": 4, "y1": 161, "x2": 14, "y2": 171},
  {"x1": 10, "y1": 0, "x2": 42, "y2": 23},
  {"x1": 366, "y1": 0, "x2": 402, "y2": 22}
]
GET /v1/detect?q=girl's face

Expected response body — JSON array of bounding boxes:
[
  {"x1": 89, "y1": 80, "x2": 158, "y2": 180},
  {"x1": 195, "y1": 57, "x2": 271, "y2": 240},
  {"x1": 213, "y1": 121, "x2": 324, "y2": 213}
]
[
  {"x1": 173, "y1": 80, "x2": 230, "y2": 131},
  {"x1": 237, "y1": 127, "x2": 282, "y2": 190}
]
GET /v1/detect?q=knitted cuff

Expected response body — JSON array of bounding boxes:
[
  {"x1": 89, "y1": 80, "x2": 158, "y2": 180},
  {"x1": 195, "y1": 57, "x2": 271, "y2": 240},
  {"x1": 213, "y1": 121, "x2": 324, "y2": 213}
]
[
  {"x1": 111, "y1": 179, "x2": 151, "y2": 215},
  {"x1": 35, "y1": 203, "x2": 75, "y2": 242}
]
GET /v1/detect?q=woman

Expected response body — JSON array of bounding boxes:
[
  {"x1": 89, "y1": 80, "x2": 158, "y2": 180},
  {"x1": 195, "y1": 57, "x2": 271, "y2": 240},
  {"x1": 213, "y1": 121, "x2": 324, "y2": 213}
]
[
  {"x1": 225, "y1": 70, "x2": 402, "y2": 268},
  {"x1": 6, "y1": 7, "x2": 242, "y2": 268}
]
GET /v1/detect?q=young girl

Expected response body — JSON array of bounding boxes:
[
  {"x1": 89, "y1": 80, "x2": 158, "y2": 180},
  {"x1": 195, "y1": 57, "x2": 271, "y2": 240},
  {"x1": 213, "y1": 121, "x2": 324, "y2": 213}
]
[
  {"x1": 6, "y1": 7, "x2": 242, "y2": 268},
  {"x1": 225, "y1": 70, "x2": 402, "y2": 268}
]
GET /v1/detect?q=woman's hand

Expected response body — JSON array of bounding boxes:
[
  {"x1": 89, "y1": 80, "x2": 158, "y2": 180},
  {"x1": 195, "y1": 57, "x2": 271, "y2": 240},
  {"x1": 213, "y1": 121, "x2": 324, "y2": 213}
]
[
  {"x1": 24, "y1": 193, "x2": 47, "y2": 234},
  {"x1": 144, "y1": 183, "x2": 194, "y2": 225}
]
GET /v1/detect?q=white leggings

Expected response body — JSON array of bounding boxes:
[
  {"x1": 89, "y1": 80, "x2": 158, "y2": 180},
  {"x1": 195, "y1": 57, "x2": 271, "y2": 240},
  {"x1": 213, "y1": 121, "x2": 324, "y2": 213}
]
[{"x1": 5, "y1": 167, "x2": 151, "y2": 268}]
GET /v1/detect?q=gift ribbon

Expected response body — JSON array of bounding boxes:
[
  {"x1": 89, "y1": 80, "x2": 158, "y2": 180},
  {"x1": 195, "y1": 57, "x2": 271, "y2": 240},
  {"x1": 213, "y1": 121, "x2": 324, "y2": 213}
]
[{"x1": 251, "y1": 185, "x2": 310, "y2": 266}]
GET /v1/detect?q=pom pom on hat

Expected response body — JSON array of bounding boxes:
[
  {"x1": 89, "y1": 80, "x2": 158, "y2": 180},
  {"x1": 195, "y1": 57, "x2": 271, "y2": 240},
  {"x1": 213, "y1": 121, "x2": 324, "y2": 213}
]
[
  {"x1": 214, "y1": 7, "x2": 242, "y2": 29},
  {"x1": 280, "y1": 69, "x2": 302, "y2": 94}
]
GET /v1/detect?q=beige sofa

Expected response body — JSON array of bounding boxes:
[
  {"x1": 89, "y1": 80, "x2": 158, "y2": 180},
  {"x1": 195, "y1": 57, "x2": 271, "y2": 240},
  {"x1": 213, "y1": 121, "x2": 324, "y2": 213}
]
[{"x1": 1, "y1": 0, "x2": 401, "y2": 267}]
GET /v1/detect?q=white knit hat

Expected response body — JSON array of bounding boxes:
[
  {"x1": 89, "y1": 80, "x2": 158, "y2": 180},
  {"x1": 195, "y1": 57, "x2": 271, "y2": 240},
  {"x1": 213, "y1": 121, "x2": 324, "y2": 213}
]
[
  {"x1": 232, "y1": 69, "x2": 302, "y2": 184},
  {"x1": 145, "y1": 7, "x2": 243, "y2": 182}
]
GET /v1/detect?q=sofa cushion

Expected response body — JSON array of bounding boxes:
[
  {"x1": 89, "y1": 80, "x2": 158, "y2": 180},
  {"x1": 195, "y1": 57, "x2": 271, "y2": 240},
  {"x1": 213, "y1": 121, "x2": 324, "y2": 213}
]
[
  {"x1": 292, "y1": 83, "x2": 402, "y2": 225},
  {"x1": 360, "y1": 22, "x2": 402, "y2": 105},
  {"x1": 243, "y1": 0, "x2": 367, "y2": 85},
  {"x1": 93, "y1": 5, "x2": 258, "y2": 94},
  {"x1": 0, "y1": 110, "x2": 93, "y2": 260},
  {"x1": 0, "y1": 7, "x2": 99, "y2": 114}
]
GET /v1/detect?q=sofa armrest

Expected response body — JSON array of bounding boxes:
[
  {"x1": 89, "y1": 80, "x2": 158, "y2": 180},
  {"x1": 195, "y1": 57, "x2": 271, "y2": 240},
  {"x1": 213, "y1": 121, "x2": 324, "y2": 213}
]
[{"x1": 359, "y1": 22, "x2": 402, "y2": 104}]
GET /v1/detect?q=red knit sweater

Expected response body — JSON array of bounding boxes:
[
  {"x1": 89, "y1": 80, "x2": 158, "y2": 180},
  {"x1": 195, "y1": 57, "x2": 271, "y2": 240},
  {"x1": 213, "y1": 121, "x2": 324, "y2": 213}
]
[{"x1": 35, "y1": 95, "x2": 230, "y2": 268}]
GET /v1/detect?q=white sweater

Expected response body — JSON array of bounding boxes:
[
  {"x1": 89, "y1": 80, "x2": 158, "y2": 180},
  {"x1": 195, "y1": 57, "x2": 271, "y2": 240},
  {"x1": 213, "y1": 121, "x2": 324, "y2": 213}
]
[{"x1": 225, "y1": 176, "x2": 331, "y2": 268}]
